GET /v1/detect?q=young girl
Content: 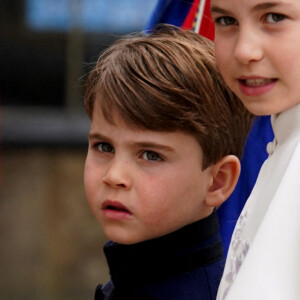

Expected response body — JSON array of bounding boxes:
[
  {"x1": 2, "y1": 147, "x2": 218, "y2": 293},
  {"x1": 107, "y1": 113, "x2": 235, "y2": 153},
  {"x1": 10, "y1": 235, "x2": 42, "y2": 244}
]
[{"x1": 210, "y1": 0, "x2": 300, "y2": 299}]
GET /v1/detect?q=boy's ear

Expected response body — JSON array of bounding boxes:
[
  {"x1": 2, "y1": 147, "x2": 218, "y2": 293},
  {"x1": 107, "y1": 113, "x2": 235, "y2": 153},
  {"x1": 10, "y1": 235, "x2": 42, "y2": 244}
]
[{"x1": 205, "y1": 155, "x2": 241, "y2": 208}]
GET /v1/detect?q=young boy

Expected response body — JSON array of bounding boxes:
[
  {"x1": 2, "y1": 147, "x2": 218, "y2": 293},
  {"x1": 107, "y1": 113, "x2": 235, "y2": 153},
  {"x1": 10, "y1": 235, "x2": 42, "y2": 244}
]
[
  {"x1": 210, "y1": 0, "x2": 300, "y2": 299},
  {"x1": 84, "y1": 25, "x2": 253, "y2": 300}
]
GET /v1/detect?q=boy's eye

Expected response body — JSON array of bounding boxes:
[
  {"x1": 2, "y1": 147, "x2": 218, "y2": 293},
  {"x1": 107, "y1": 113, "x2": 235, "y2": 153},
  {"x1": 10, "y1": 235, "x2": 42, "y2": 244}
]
[
  {"x1": 142, "y1": 151, "x2": 162, "y2": 162},
  {"x1": 97, "y1": 142, "x2": 114, "y2": 153},
  {"x1": 215, "y1": 16, "x2": 238, "y2": 26},
  {"x1": 265, "y1": 13, "x2": 286, "y2": 23}
]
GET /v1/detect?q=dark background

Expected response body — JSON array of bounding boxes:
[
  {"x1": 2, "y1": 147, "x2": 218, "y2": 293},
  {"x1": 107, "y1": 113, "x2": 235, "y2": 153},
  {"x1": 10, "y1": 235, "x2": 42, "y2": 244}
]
[{"x1": 0, "y1": 1, "x2": 157, "y2": 299}]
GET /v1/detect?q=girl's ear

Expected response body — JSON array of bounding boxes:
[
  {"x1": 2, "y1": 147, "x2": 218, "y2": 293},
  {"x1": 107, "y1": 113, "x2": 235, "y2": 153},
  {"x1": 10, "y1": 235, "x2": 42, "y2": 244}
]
[{"x1": 205, "y1": 155, "x2": 241, "y2": 208}]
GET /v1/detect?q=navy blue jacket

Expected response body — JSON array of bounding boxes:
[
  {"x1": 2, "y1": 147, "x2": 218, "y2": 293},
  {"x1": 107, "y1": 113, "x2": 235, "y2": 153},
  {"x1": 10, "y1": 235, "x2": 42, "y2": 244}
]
[{"x1": 95, "y1": 211, "x2": 224, "y2": 300}]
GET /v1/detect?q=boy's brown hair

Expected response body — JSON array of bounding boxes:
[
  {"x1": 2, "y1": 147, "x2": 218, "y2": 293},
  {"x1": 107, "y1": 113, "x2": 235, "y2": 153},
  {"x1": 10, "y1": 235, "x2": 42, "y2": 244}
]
[{"x1": 84, "y1": 25, "x2": 253, "y2": 169}]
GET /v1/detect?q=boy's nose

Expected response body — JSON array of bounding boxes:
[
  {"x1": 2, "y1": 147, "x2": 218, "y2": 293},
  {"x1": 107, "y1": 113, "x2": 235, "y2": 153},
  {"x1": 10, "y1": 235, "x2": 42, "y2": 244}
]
[
  {"x1": 102, "y1": 158, "x2": 132, "y2": 190},
  {"x1": 234, "y1": 29, "x2": 264, "y2": 65}
]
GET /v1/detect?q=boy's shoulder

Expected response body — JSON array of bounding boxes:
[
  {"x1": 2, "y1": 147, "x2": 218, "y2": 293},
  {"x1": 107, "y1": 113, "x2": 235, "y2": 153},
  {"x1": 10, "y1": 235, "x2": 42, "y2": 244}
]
[
  {"x1": 97, "y1": 212, "x2": 224, "y2": 300},
  {"x1": 95, "y1": 258, "x2": 224, "y2": 300},
  {"x1": 95, "y1": 282, "x2": 156, "y2": 300}
]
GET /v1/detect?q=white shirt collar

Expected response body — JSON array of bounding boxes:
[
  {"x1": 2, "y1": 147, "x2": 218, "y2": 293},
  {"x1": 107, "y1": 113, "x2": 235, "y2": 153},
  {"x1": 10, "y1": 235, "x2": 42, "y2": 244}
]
[{"x1": 271, "y1": 102, "x2": 300, "y2": 146}]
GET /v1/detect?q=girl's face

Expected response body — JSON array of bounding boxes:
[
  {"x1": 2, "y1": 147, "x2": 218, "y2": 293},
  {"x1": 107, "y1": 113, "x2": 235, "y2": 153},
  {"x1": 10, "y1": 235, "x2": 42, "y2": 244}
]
[{"x1": 211, "y1": 0, "x2": 300, "y2": 115}]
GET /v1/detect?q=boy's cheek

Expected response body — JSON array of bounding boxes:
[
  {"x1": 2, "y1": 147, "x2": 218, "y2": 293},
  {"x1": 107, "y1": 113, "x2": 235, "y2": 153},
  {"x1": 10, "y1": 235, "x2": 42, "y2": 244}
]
[{"x1": 84, "y1": 162, "x2": 97, "y2": 199}]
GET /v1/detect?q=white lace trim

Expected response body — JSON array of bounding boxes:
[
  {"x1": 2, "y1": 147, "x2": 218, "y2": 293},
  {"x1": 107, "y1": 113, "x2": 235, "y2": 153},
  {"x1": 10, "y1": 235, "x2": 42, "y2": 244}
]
[{"x1": 221, "y1": 210, "x2": 250, "y2": 300}]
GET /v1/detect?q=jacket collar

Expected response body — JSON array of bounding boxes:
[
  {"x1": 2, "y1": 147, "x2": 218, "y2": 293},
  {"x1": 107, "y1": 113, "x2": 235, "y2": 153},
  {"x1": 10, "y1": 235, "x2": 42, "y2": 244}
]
[{"x1": 104, "y1": 210, "x2": 223, "y2": 288}]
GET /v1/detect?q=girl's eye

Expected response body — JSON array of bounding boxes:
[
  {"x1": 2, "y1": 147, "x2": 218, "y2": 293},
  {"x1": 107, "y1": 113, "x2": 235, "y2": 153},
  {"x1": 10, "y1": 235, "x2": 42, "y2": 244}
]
[
  {"x1": 142, "y1": 151, "x2": 162, "y2": 162},
  {"x1": 215, "y1": 16, "x2": 238, "y2": 26},
  {"x1": 265, "y1": 13, "x2": 286, "y2": 23},
  {"x1": 97, "y1": 142, "x2": 114, "y2": 153}
]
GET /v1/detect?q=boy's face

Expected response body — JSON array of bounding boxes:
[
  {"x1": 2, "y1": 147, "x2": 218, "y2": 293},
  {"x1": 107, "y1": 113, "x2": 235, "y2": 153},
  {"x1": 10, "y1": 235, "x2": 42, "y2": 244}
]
[
  {"x1": 211, "y1": 0, "x2": 300, "y2": 115},
  {"x1": 84, "y1": 106, "x2": 214, "y2": 244}
]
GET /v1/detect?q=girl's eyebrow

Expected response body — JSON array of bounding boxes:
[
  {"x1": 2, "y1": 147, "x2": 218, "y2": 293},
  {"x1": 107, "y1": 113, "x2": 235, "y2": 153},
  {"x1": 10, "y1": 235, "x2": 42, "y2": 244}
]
[
  {"x1": 210, "y1": 6, "x2": 229, "y2": 15},
  {"x1": 252, "y1": 2, "x2": 279, "y2": 12},
  {"x1": 211, "y1": 2, "x2": 281, "y2": 15}
]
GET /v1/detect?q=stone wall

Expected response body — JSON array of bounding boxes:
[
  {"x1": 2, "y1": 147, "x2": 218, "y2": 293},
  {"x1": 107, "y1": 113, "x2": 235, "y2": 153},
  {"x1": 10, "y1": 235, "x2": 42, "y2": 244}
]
[{"x1": 0, "y1": 147, "x2": 109, "y2": 300}]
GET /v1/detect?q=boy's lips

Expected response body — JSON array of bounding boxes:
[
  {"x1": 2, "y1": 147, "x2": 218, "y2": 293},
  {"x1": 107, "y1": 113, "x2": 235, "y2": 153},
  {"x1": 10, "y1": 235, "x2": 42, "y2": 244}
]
[
  {"x1": 238, "y1": 76, "x2": 277, "y2": 96},
  {"x1": 102, "y1": 200, "x2": 132, "y2": 219}
]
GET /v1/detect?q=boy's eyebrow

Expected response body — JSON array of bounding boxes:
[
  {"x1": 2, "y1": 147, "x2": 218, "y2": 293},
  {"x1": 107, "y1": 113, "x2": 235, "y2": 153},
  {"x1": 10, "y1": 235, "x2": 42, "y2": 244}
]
[
  {"x1": 88, "y1": 132, "x2": 174, "y2": 152},
  {"x1": 88, "y1": 132, "x2": 107, "y2": 141},
  {"x1": 211, "y1": 2, "x2": 281, "y2": 15},
  {"x1": 133, "y1": 141, "x2": 174, "y2": 152}
]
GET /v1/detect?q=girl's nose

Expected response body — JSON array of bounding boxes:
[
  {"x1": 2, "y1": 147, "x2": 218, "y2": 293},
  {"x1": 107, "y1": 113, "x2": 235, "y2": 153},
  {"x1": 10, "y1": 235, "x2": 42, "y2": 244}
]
[
  {"x1": 234, "y1": 29, "x2": 264, "y2": 65},
  {"x1": 102, "y1": 158, "x2": 132, "y2": 190}
]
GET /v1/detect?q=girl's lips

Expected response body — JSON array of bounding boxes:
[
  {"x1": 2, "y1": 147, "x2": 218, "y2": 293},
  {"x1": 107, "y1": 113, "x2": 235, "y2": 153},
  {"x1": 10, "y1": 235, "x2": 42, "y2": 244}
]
[
  {"x1": 102, "y1": 200, "x2": 132, "y2": 219},
  {"x1": 243, "y1": 78, "x2": 275, "y2": 87},
  {"x1": 238, "y1": 77, "x2": 277, "y2": 96}
]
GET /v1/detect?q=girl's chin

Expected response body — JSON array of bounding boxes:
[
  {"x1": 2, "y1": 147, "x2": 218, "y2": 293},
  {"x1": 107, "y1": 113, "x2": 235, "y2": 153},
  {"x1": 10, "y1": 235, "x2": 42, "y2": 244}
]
[{"x1": 239, "y1": 98, "x2": 278, "y2": 116}]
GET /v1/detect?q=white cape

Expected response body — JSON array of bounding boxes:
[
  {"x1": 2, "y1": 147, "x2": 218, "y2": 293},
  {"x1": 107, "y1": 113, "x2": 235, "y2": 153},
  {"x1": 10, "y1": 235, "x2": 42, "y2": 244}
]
[{"x1": 217, "y1": 102, "x2": 300, "y2": 300}]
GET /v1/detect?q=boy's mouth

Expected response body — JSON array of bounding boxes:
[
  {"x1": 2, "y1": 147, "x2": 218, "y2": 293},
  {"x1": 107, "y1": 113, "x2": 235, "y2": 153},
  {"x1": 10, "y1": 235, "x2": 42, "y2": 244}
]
[{"x1": 102, "y1": 200, "x2": 131, "y2": 214}]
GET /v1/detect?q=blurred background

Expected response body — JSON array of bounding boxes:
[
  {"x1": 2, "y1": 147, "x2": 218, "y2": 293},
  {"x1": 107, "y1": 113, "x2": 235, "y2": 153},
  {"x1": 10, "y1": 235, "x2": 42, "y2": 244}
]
[{"x1": 1, "y1": 0, "x2": 159, "y2": 299}]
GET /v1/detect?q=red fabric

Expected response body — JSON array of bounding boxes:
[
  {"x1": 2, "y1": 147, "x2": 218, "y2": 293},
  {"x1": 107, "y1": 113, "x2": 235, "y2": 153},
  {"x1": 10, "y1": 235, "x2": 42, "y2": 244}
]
[
  {"x1": 182, "y1": 0, "x2": 214, "y2": 41},
  {"x1": 199, "y1": 0, "x2": 214, "y2": 40},
  {"x1": 182, "y1": 0, "x2": 200, "y2": 30}
]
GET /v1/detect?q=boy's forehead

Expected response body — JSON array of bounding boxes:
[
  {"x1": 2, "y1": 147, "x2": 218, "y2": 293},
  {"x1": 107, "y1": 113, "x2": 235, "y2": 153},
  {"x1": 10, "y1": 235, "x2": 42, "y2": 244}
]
[
  {"x1": 93, "y1": 100, "x2": 152, "y2": 131},
  {"x1": 90, "y1": 103, "x2": 202, "y2": 149}
]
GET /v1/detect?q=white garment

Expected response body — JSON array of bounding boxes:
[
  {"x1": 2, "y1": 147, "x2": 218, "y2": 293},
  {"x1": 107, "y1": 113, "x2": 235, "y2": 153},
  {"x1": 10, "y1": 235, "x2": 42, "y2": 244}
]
[{"x1": 217, "y1": 102, "x2": 300, "y2": 300}]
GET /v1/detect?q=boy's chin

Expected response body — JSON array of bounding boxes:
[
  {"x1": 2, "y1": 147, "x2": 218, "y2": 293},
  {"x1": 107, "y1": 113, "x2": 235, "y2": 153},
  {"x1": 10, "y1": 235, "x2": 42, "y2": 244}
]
[
  {"x1": 106, "y1": 229, "x2": 172, "y2": 245},
  {"x1": 105, "y1": 232, "x2": 149, "y2": 245}
]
